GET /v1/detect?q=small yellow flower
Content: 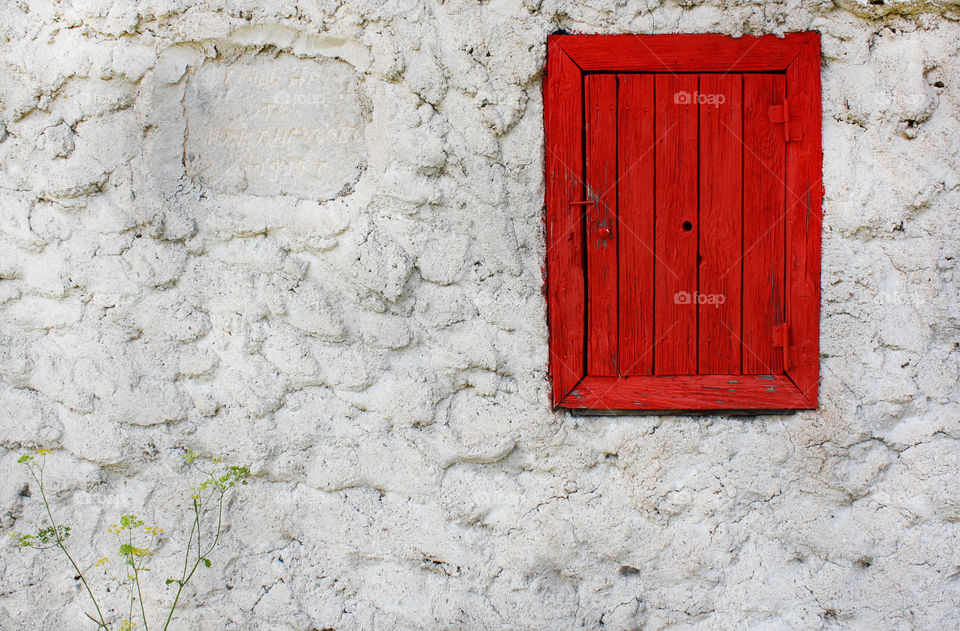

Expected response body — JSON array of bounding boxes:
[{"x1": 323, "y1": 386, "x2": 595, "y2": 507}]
[
  {"x1": 36, "y1": 448, "x2": 52, "y2": 456},
  {"x1": 94, "y1": 557, "x2": 109, "y2": 566}
]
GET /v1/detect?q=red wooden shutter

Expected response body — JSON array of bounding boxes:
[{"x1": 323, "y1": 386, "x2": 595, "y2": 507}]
[{"x1": 545, "y1": 33, "x2": 822, "y2": 412}]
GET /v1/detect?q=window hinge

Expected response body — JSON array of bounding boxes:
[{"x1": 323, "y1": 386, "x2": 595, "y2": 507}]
[
  {"x1": 768, "y1": 101, "x2": 802, "y2": 142},
  {"x1": 772, "y1": 323, "x2": 790, "y2": 368}
]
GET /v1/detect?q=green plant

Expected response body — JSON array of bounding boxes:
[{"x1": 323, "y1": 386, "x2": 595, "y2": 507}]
[{"x1": 11, "y1": 449, "x2": 249, "y2": 630}]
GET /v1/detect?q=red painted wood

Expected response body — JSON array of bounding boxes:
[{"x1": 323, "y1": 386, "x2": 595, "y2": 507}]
[
  {"x1": 556, "y1": 33, "x2": 817, "y2": 73},
  {"x1": 544, "y1": 32, "x2": 821, "y2": 411},
  {"x1": 784, "y1": 36, "x2": 822, "y2": 406},
  {"x1": 741, "y1": 74, "x2": 786, "y2": 375},
  {"x1": 617, "y1": 74, "x2": 656, "y2": 376},
  {"x1": 697, "y1": 74, "x2": 743, "y2": 375},
  {"x1": 545, "y1": 41, "x2": 586, "y2": 404},
  {"x1": 654, "y1": 74, "x2": 698, "y2": 375},
  {"x1": 562, "y1": 374, "x2": 809, "y2": 410},
  {"x1": 584, "y1": 75, "x2": 619, "y2": 376}
]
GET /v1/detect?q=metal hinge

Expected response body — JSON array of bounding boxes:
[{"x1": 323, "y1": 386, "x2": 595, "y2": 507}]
[
  {"x1": 772, "y1": 323, "x2": 790, "y2": 368},
  {"x1": 768, "y1": 101, "x2": 802, "y2": 142}
]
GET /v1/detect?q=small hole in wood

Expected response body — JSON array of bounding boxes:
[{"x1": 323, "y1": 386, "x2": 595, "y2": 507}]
[{"x1": 682, "y1": 221, "x2": 693, "y2": 231}]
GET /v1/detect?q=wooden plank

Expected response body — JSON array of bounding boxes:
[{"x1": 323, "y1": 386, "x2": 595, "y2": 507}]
[
  {"x1": 562, "y1": 374, "x2": 810, "y2": 410},
  {"x1": 556, "y1": 33, "x2": 816, "y2": 73},
  {"x1": 742, "y1": 74, "x2": 786, "y2": 375},
  {"x1": 654, "y1": 74, "x2": 698, "y2": 375},
  {"x1": 697, "y1": 74, "x2": 743, "y2": 375},
  {"x1": 545, "y1": 41, "x2": 585, "y2": 404},
  {"x1": 585, "y1": 74, "x2": 619, "y2": 376},
  {"x1": 617, "y1": 74, "x2": 656, "y2": 376},
  {"x1": 784, "y1": 36, "x2": 822, "y2": 406}
]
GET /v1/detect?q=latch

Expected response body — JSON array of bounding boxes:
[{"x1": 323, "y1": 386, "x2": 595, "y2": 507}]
[{"x1": 768, "y1": 101, "x2": 803, "y2": 142}]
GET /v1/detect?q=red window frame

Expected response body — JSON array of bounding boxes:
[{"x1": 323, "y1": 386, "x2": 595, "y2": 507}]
[{"x1": 545, "y1": 33, "x2": 822, "y2": 412}]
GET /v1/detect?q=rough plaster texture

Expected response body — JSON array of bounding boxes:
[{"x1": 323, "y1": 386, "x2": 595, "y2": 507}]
[{"x1": 1, "y1": 1, "x2": 960, "y2": 629}]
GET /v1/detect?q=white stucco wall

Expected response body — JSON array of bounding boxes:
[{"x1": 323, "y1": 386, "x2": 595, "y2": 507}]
[{"x1": 2, "y1": 0, "x2": 960, "y2": 629}]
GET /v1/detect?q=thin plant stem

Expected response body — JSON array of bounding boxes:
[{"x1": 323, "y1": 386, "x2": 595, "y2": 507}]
[
  {"x1": 134, "y1": 556, "x2": 149, "y2": 631},
  {"x1": 162, "y1": 489, "x2": 228, "y2": 631},
  {"x1": 179, "y1": 501, "x2": 198, "y2": 583},
  {"x1": 202, "y1": 495, "x2": 225, "y2": 558},
  {"x1": 195, "y1": 497, "x2": 202, "y2": 562},
  {"x1": 162, "y1": 497, "x2": 203, "y2": 631},
  {"x1": 127, "y1": 529, "x2": 134, "y2": 628},
  {"x1": 30, "y1": 462, "x2": 108, "y2": 630}
]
